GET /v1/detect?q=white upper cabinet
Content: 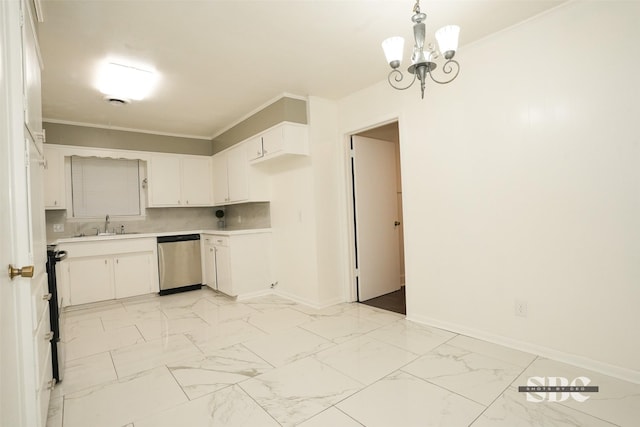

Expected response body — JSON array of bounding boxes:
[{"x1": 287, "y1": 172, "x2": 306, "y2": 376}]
[
  {"x1": 250, "y1": 122, "x2": 309, "y2": 163},
  {"x1": 182, "y1": 156, "x2": 214, "y2": 206},
  {"x1": 148, "y1": 155, "x2": 181, "y2": 206},
  {"x1": 43, "y1": 145, "x2": 66, "y2": 210},
  {"x1": 227, "y1": 144, "x2": 249, "y2": 202},
  {"x1": 148, "y1": 154, "x2": 212, "y2": 207},
  {"x1": 246, "y1": 136, "x2": 264, "y2": 161},
  {"x1": 212, "y1": 142, "x2": 269, "y2": 206}
]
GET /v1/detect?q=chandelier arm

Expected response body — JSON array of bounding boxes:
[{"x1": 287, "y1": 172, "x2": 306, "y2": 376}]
[
  {"x1": 387, "y1": 69, "x2": 418, "y2": 91},
  {"x1": 428, "y1": 59, "x2": 460, "y2": 85}
]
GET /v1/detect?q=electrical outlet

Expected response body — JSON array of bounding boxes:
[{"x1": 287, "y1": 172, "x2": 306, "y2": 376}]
[
  {"x1": 53, "y1": 223, "x2": 64, "y2": 232},
  {"x1": 515, "y1": 300, "x2": 528, "y2": 317}
]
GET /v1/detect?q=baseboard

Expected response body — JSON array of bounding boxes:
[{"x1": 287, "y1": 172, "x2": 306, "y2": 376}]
[
  {"x1": 273, "y1": 288, "x2": 345, "y2": 310},
  {"x1": 407, "y1": 313, "x2": 640, "y2": 385},
  {"x1": 235, "y1": 288, "x2": 273, "y2": 301}
]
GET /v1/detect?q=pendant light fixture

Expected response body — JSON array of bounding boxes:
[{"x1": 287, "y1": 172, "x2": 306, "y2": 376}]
[{"x1": 382, "y1": 0, "x2": 461, "y2": 99}]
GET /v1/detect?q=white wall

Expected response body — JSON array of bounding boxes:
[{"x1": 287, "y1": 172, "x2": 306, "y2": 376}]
[
  {"x1": 336, "y1": 1, "x2": 640, "y2": 380},
  {"x1": 269, "y1": 155, "x2": 320, "y2": 305},
  {"x1": 308, "y1": 97, "x2": 348, "y2": 306},
  {"x1": 269, "y1": 97, "x2": 348, "y2": 307}
]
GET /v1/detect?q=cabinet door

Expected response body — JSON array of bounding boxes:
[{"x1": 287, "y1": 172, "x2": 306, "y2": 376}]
[
  {"x1": 114, "y1": 252, "x2": 154, "y2": 299},
  {"x1": 226, "y1": 144, "x2": 249, "y2": 203},
  {"x1": 149, "y1": 155, "x2": 182, "y2": 206},
  {"x1": 215, "y1": 245, "x2": 233, "y2": 296},
  {"x1": 43, "y1": 147, "x2": 65, "y2": 209},
  {"x1": 212, "y1": 153, "x2": 229, "y2": 205},
  {"x1": 261, "y1": 126, "x2": 283, "y2": 157},
  {"x1": 68, "y1": 258, "x2": 113, "y2": 305},
  {"x1": 182, "y1": 157, "x2": 212, "y2": 206},
  {"x1": 203, "y1": 243, "x2": 217, "y2": 290},
  {"x1": 246, "y1": 136, "x2": 263, "y2": 161}
]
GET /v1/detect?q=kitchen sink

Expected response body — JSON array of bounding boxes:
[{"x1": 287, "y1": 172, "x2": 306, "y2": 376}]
[{"x1": 72, "y1": 231, "x2": 141, "y2": 238}]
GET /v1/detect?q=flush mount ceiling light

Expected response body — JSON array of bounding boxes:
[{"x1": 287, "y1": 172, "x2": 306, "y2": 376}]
[
  {"x1": 382, "y1": 0, "x2": 460, "y2": 99},
  {"x1": 97, "y1": 61, "x2": 157, "y2": 103}
]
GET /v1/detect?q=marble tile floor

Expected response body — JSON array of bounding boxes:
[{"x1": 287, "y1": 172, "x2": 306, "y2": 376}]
[{"x1": 46, "y1": 288, "x2": 640, "y2": 427}]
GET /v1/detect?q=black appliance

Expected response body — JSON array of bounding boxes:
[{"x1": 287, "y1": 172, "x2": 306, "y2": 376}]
[{"x1": 46, "y1": 245, "x2": 66, "y2": 382}]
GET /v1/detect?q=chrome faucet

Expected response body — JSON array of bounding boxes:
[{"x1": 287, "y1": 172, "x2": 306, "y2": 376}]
[{"x1": 104, "y1": 214, "x2": 110, "y2": 234}]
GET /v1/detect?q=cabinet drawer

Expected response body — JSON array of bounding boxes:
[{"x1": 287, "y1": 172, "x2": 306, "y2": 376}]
[{"x1": 212, "y1": 236, "x2": 229, "y2": 247}]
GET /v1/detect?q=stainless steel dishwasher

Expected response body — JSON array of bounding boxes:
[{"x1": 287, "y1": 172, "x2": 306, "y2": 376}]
[{"x1": 157, "y1": 234, "x2": 202, "y2": 295}]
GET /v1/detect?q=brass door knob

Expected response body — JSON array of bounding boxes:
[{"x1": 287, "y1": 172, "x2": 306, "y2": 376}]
[{"x1": 8, "y1": 265, "x2": 34, "y2": 280}]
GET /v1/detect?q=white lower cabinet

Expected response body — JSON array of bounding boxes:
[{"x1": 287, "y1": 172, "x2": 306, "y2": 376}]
[
  {"x1": 202, "y1": 239, "x2": 217, "y2": 289},
  {"x1": 114, "y1": 252, "x2": 155, "y2": 299},
  {"x1": 213, "y1": 240, "x2": 232, "y2": 295},
  {"x1": 58, "y1": 238, "x2": 159, "y2": 307},
  {"x1": 201, "y1": 232, "x2": 271, "y2": 297},
  {"x1": 68, "y1": 257, "x2": 113, "y2": 306}
]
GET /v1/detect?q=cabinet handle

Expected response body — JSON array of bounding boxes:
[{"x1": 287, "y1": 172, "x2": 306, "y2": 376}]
[
  {"x1": 42, "y1": 293, "x2": 52, "y2": 301},
  {"x1": 105, "y1": 260, "x2": 107, "y2": 265},
  {"x1": 178, "y1": 200, "x2": 181, "y2": 205},
  {"x1": 44, "y1": 331, "x2": 54, "y2": 341},
  {"x1": 186, "y1": 200, "x2": 189, "y2": 205}
]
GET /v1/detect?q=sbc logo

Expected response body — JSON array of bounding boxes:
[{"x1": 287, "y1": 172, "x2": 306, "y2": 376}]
[{"x1": 519, "y1": 376, "x2": 598, "y2": 402}]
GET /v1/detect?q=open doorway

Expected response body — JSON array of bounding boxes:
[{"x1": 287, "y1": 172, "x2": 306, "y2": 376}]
[{"x1": 349, "y1": 121, "x2": 406, "y2": 314}]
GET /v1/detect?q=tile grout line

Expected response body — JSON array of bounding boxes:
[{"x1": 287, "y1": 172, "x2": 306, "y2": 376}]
[{"x1": 465, "y1": 355, "x2": 539, "y2": 426}]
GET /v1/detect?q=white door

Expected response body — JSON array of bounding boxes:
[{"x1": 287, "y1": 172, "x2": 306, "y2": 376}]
[
  {"x1": 1, "y1": 1, "x2": 45, "y2": 424},
  {"x1": 351, "y1": 135, "x2": 401, "y2": 301}
]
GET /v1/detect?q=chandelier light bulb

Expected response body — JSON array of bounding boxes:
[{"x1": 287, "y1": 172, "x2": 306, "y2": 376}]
[
  {"x1": 382, "y1": 36, "x2": 405, "y2": 69},
  {"x1": 435, "y1": 25, "x2": 460, "y2": 59}
]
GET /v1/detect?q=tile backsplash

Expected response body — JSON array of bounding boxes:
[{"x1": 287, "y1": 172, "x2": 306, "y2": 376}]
[{"x1": 46, "y1": 202, "x2": 271, "y2": 242}]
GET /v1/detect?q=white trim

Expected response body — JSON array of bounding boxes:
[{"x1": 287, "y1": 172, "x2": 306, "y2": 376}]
[
  {"x1": 32, "y1": 0, "x2": 44, "y2": 22},
  {"x1": 273, "y1": 288, "x2": 345, "y2": 310},
  {"x1": 341, "y1": 114, "x2": 404, "y2": 304},
  {"x1": 407, "y1": 313, "x2": 640, "y2": 385},
  {"x1": 210, "y1": 92, "x2": 308, "y2": 140},
  {"x1": 234, "y1": 289, "x2": 273, "y2": 301},
  {"x1": 23, "y1": 0, "x2": 43, "y2": 69},
  {"x1": 42, "y1": 118, "x2": 212, "y2": 141}
]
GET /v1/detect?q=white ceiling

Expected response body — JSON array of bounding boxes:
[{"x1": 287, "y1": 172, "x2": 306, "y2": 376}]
[{"x1": 38, "y1": 0, "x2": 565, "y2": 140}]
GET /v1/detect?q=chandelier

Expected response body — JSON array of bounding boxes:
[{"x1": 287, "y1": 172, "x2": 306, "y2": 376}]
[{"x1": 381, "y1": 0, "x2": 460, "y2": 99}]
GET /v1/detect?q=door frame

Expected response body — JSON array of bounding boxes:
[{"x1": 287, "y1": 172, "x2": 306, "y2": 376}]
[{"x1": 343, "y1": 116, "x2": 405, "y2": 304}]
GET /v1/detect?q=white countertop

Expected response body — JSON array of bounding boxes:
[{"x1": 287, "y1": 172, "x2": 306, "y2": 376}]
[{"x1": 52, "y1": 228, "x2": 271, "y2": 245}]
